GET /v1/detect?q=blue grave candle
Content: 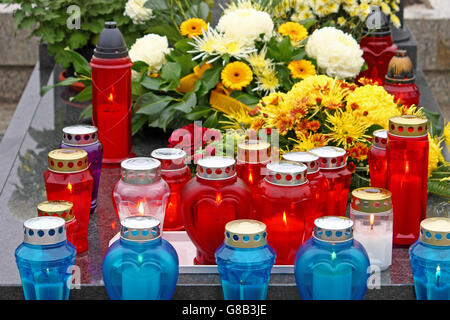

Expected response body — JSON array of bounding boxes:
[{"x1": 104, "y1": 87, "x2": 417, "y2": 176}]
[
  {"x1": 294, "y1": 216, "x2": 370, "y2": 300},
  {"x1": 409, "y1": 217, "x2": 450, "y2": 300},
  {"x1": 102, "y1": 216, "x2": 179, "y2": 300},
  {"x1": 215, "y1": 219, "x2": 276, "y2": 300},
  {"x1": 15, "y1": 216, "x2": 76, "y2": 300}
]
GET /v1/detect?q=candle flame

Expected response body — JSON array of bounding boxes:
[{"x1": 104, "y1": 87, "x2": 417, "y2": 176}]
[
  {"x1": 436, "y1": 265, "x2": 441, "y2": 277},
  {"x1": 67, "y1": 182, "x2": 73, "y2": 193},
  {"x1": 405, "y1": 162, "x2": 409, "y2": 174},
  {"x1": 282, "y1": 211, "x2": 287, "y2": 227},
  {"x1": 216, "y1": 193, "x2": 222, "y2": 205},
  {"x1": 138, "y1": 201, "x2": 144, "y2": 215},
  {"x1": 108, "y1": 93, "x2": 114, "y2": 102},
  {"x1": 111, "y1": 221, "x2": 116, "y2": 230},
  {"x1": 370, "y1": 214, "x2": 374, "y2": 229},
  {"x1": 248, "y1": 172, "x2": 253, "y2": 184}
]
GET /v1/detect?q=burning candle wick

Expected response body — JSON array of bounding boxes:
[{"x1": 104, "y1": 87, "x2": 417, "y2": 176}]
[
  {"x1": 67, "y1": 182, "x2": 73, "y2": 193},
  {"x1": 216, "y1": 193, "x2": 222, "y2": 205},
  {"x1": 138, "y1": 201, "x2": 145, "y2": 216},
  {"x1": 370, "y1": 214, "x2": 374, "y2": 231},
  {"x1": 282, "y1": 211, "x2": 287, "y2": 227}
]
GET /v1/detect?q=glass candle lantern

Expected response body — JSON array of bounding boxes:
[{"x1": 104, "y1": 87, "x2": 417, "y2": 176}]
[
  {"x1": 37, "y1": 200, "x2": 85, "y2": 254},
  {"x1": 253, "y1": 161, "x2": 313, "y2": 265},
  {"x1": 151, "y1": 148, "x2": 191, "y2": 231},
  {"x1": 387, "y1": 115, "x2": 429, "y2": 246},
  {"x1": 181, "y1": 156, "x2": 252, "y2": 265},
  {"x1": 15, "y1": 217, "x2": 76, "y2": 300},
  {"x1": 410, "y1": 218, "x2": 450, "y2": 300},
  {"x1": 44, "y1": 149, "x2": 94, "y2": 253},
  {"x1": 103, "y1": 216, "x2": 179, "y2": 300},
  {"x1": 282, "y1": 151, "x2": 328, "y2": 240},
  {"x1": 358, "y1": 9, "x2": 398, "y2": 85},
  {"x1": 309, "y1": 146, "x2": 353, "y2": 217},
  {"x1": 384, "y1": 50, "x2": 420, "y2": 107},
  {"x1": 294, "y1": 216, "x2": 370, "y2": 300},
  {"x1": 113, "y1": 158, "x2": 170, "y2": 227},
  {"x1": 61, "y1": 125, "x2": 103, "y2": 212},
  {"x1": 215, "y1": 219, "x2": 276, "y2": 300},
  {"x1": 368, "y1": 129, "x2": 388, "y2": 188},
  {"x1": 90, "y1": 22, "x2": 133, "y2": 165},
  {"x1": 350, "y1": 187, "x2": 393, "y2": 271},
  {"x1": 236, "y1": 140, "x2": 271, "y2": 193}
]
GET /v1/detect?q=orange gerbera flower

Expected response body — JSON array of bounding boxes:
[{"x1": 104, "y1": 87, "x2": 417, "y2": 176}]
[
  {"x1": 288, "y1": 60, "x2": 316, "y2": 79},
  {"x1": 180, "y1": 18, "x2": 208, "y2": 38}
]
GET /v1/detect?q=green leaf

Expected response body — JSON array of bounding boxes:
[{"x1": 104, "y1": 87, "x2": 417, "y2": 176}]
[
  {"x1": 229, "y1": 91, "x2": 259, "y2": 106},
  {"x1": 65, "y1": 49, "x2": 92, "y2": 76},
  {"x1": 198, "y1": 67, "x2": 222, "y2": 97},
  {"x1": 161, "y1": 62, "x2": 182, "y2": 82},
  {"x1": 68, "y1": 32, "x2": 90, "y2": 49},
  {"x1": 147, "y1": 25, "x2": 182, "y2": 43},
  {"x1": 422, "y1": 107, "x2": 442, "y2": 135},
  {"x1": 40, "y1": 77, "x2": 81, "y2": 96},
  {"x1": 132, "y1": 61, "x2": 149, "y2": 72},
  {"x1": 299, "y1": 18, "x2": 317, "y2": 30},
  {"x1": 366, "y1": 124, "x2": 384, "y2": 136},
  {"x1": 173, "y1": 54, "x2": 195, "y2": 78},
  {"x1": 70, "y1": 85, "x2": 92, "y2": 102},
  {"x1": 140, "y1": 77, "x2": 164, "y2": 91},
  {"x1": 79, "y1": 104, "x2": 93, "y2": 121},
  {"x1": 132, "y1": 81, "x2": 148, "y2": 99},
  {"x1": 135, "y1": 92, "x2": 174, "y2": 115},
  {"x1": 203, "y1": 111, "x2": 218, "y2": 128},
  {"x1": 185, "y1": 106, "x2": 212, "y2": 120},
  {"x1": 175, "y1": 38, "x2": 194, "y2": 53},
  {"x1": 144, "y1": 0, "x2": 169, "y2": 10},
  {"x1": 361, "y1": 62, "x2": 368, "y2": 72},
  {"x1": 291, "y1": 50, "x2": 306, "y2": 61},
  {"x1": 173, "y1": 92, "x2": 197, "y2": 113},
  {"x1": 158, "y1": 105, "x2": 178, "y2": 131},
  {"x1": 132, "y1": 113, "x2": 148, "y2": 135},
  {"x1": 428, "y1": 179, "x2": 450, "y2": 197}
]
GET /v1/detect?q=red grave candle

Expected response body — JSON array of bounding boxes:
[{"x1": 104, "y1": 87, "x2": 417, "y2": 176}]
[
  {"x1": 90, "y1": 22, "x2": 133, "y2": 165},
  {"x1": 387, "y1": 116, "x2": 429, "y2": 246},
  {"x1": 309, "y1": 146, "x2": 353, "y2": 217},
  {"x1": 151, "y1": 148, "x2": 191, "y2": 231},
  {"x1": 254, "y1": 161, "x2": 313, "y2": 264},
  {"x1": 368, "y1": 129, "x2": 388, "y2": 188},
  {"x1": 44, "y1": 149, "x2": 94, "y2": 253},
  {"x1": 282, "y1": 151, "x2": 328, "y2": 240},
  {"x1": 181, "y1": 156, "x2": 252, "y2": 265},
  {"x1": 236, "y1": 140, "x2": 271, "y2": 193}
]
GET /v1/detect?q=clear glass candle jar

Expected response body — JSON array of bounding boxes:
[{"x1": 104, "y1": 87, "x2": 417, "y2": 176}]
[
  {"x1": 113, "y1": 158, "x2": 170, "y2": 228},
  {"x1": 387, "y1": 115, "x2": 429, "y2": 246},
  {"x1": 44, "y1": 149, "x2": 94, "y2": 253},
  {"x1": 254, "y1": 161, "x2": 312, "y2": 265},
  {"x1": 236, "y1": 140, "x2": 271, "y2": 193},
  {"x1": 103, "y1": 216, "x2": 179, "y2": 300},
  {"x1": 294, "y1": 216, "x2": 370, "y2": 300},
  {"x1": 15, "y1": 216, "x2": 76, "y2": 300},
  {"x1": 368, "y1": 129, "x2": 388, "y2": 188},
  {"x1": 181, "y1": 156, "x2": 252, "y2": 265},
  {"x1": 410, "y1": 218, "x2": 450, "y2": 300},
  {"x1": 309, "y1": 146, "x2": 353, "y2": 217},
  {"x1": 151, "y1": 148, "x2": 191, "y2": 231},
  {"x1": 350, "y1": 187, "x2": 393, "y2": 271},
  {"x1": 61, "y1": 125, "x2": 103, "y2": 212},
  {"x1": 282, "y1": 151, "x2": 328, "y2": 240},
  {"x1": 215, "y1": 219, "x2": 276, "y2": 300}
]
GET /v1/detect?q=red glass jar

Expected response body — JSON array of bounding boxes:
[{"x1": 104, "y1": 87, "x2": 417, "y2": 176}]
[
  {"x1": 236, "y1": 140, "x2": 271, "y2": 193},
  {"x1": 254, "y1": 161, "x2": 312, "y2": 265},
  {"x1": 181, "y1": 156, "x2": 252, "y2": 265},
  {"x1": 90, "y1": 22, "x2": 133, "y2": 165},
  {"x1": 151, "y1": 148, "x2": 191, "y2": 231},
  {"x1": 368, "y1": 129, "x2": 388, "y2": 188},
  {"x1": 37, "y1": 200, "x2": 84, "y2": 253},
  {"x1": 282, "y1": 151, "x2": 328, "y2": 240},
  {"x1": 43, "y1": 149, "x2": 94, "y2": 253},
  {"x1": 387, "y1": 116, "x2": 429, "y2": 246},
  {"x1": 309, "y1": 146, "x2": 353, "y2": 217},
  {"x1": 113, "y1": 158, "x2": 170, "y2": 227},
  {"x1": 384, "y1": 50, "x2": 420, "y2": 107}
]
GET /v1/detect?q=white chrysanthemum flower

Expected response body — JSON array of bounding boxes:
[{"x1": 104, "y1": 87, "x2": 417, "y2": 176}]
[
  {"x1": 306, "y1": 27, "x2": 364, "y2": 79},
  {"x1": 253, "y1": 65, "x2": 280, "y2": 94},
  {"x1": 216, "y1": 8, "x2": 274, "y2": 45},
  {"x1": 129, "y1": 34, "x2": 171, "y2": 74},
  {"x1": 124, "y1": 0, "x2": 154, "y2": 24}
]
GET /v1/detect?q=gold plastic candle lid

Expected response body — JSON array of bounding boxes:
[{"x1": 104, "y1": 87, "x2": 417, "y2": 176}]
[
  {"x1": 37, "y1": 200, "x2": 75, "y2": 222},
  {"x1": 197, "y1": 156, "x2": 236, "y2": 180},
  {"x1": 23, "y1": 216, "x2": 67, "y2": 245},
  {"x1": 388, "y1": 115, "x2": 428, "y2": 137},
  {"x1": 120, "y1": 216, "x2": 161, "y2": 241},
  {"x1": 121, "y1": 157, "x2": 161, "y2": 185},
  {"x1": 225, "y1": 219, "x2": 267, "y2": 248},
  {"x1": 313, "y1": 216, "x2": 353, "y2": 243},
  {"x1": 372, "y1": 129, "x2": 388, "y2": 149},
  {"x1": 237, "y1": 140, "x2": 271, "y2": 163},
  {"x1": 351, "y1": 187, "x2": 392, "y2": 213},
  {"x1": 48, "y1": 148, "x2": 89, "y2": 173},
  {"x1": 309, "y1": 146, "x2": 347, "y2": 169},
  {"x1": 265, "y1": 161, "x2": 307, "y2": 186},
  {"x1": 282, "y1": 151, "x2": 319, "y2": 173},
  {"x1": 420, "y1": 217, "x2": 450, "y2": 247},
  {"x1": 62, "y1": 125, "x2": 99, "y2": 146}
]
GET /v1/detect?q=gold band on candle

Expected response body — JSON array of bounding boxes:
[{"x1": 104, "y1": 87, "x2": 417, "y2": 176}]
[
  {"x1": 420, "y1": 217, "x2": 450, "y2": 247},
  {"x1": 351, "y1": 187, "x2": 392, "y2": 213},
  {"x1": 389, "y1": 115, "x2": 428, "y2": 137},
  {"x1": 37, "y1": 200, "x2": 75, "y2": 222},
  {"x1": 225, "y1": 219, "x2": 267, "y2": 248},
  {"x1": 48, "y1": 148, "x2": 89, "y2": 173}
]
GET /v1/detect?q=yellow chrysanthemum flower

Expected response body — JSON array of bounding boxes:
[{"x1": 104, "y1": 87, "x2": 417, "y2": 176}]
[
  {"x1": 325, "y1": 109, "x2": 371, "y2": 149},
  {"x1": 444, "y1": 121, "x2": 450, "y2": 151},
  {"x1": 221, "y1": 61, "x2": 253, "y2": 91},
  {"x1": 289, "y1": 132, "x2": 328, "y2": 152},
  {"x1": 220, "y1": 109, "x2": 254, "y2": 129},
  {"x1": 254, "y1": 66, "x2": 280, "y2": 93},
  {"x1": 428, "y1": 133, "x2": 446, "y2": 177},
  {"x1": 288, "y1": 60, "x2": 316, "y2": 79},
  {"x1": 180, "y1": 18, "x2": 208, "y2": 38},
  {"x1": 337, "y1": 16, "x2": 346, "y2": 26},
  {"x1": 278, "y1": 22, "x2": 308, "y2": 43}
]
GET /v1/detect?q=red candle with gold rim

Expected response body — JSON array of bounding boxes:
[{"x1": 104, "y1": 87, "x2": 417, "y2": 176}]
[{"x1": 368, "y1": 129, "x2": 388, "y2": 188}]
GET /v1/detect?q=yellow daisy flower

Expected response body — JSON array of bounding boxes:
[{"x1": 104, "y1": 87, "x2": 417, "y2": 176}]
[
  {"x1": 278, "y1": 22, "x2": 308, "y2": 43},
  {"x1": 180, "y1": 18, "x2": 208, "y2": 38},
  {"x1": 221, "y1": 61, "x2": 253, "y2": 91},
  {"x1": 288, "y1": 60, "x2": 316, "y2": 79}
]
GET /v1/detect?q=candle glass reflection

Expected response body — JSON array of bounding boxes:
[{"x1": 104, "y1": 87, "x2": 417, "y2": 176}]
[{"x1": 368, "y1": 129, "x2": 388, "y2": 188}]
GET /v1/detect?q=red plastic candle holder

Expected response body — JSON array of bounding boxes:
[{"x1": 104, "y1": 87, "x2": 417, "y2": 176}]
[
  {"x1": 181, "y1": 156, "x2": 252, "y2": 265},
  {"x1": 43, "y1": 149, "x2": 94, "y2": 253},
  {"x1": 236, "y1": 140, "x2": 271, "y2": 193},
  {"x1": 151, "y1": 148, "x2": 191, "y2": 231},
  {"x1": 387, "y1": 116, "x2": 429, "y2": 246},
  {"x1": 254, "y1": 161, "x2": 313, "y2": 265},
  {"x1": 368, "y1": 129, "x2": 388, "y2": 188},
  {"x1": 309, "y1": 146, "x2": 353, "y2": 217}
]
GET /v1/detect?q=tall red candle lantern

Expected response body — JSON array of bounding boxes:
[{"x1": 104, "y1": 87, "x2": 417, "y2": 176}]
[
  {"x1": 43, "y1": 149, "x2": 94, "y2": 253},
  {"x1": 254, "y1": 161, "x2": 312, "y2": 265},
  {"x1": 151, "y1": 148, "x2": 191, "y2": 231},
  {"x1": 387, "y1": 115, "x2": 429, "y2": 246},
  {"x1": 282, "y1": 151, "x2": 328, "y2": 239},
  {"x1": 309, "y1": 146, "x2": 352, "y2": 217},
  {"x1": 368, "y1": 129, "x2": 388, "y2": 188},
  {"x1": 236, "y1": 140, "x2": 271, "y2": 193},
  {"x1": 358, "y1": 9, "x2": 398, "y2": 85},
  {"x1": 384, "y1": 50, "x2": 420, "y2": 107},
  {"x1": 181, "y1": 156, "x2": 252, "y2": 265},
  {"x1": 90, "y1": 21, "x2": 133, "y2": 165}
]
